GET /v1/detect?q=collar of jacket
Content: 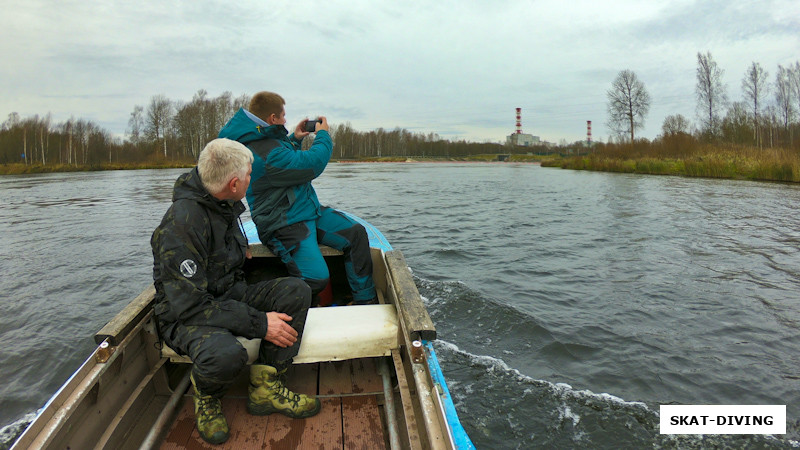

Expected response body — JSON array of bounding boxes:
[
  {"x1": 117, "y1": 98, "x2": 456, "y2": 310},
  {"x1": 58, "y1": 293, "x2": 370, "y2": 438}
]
[{"x1": 256, "y1": 123, "x2": 289, "y2": 140}]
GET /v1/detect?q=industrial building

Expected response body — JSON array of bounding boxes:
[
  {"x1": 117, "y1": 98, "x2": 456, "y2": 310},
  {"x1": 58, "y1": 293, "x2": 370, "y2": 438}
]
[
  {"x1": 506, "y1": 132, "x2": 541, "y2": 146},
  {"x1": 506, "y1": 107, "x2": 541, "y2": 146}
]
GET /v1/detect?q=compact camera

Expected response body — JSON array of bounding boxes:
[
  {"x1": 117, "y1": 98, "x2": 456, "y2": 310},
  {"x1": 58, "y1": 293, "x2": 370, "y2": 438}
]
[{"x1": 304, "y1": 118, "x2": 322, "y2": 132}]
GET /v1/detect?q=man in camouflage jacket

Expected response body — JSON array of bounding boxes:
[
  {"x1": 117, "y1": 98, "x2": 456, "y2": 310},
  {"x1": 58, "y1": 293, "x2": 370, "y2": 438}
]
[{"x1": 151, "y1": 138, "x2": 320, "y2": 445}]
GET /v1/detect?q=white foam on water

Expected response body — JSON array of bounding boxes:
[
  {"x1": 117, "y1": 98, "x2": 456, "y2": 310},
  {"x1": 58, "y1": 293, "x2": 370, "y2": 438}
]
[
  {"x1": 0, "y1": 411, "x2": 38, "y2": 448},
  {"x1": 557, "y1": 404, "x2": 580, "y2": 427},
  {"x1": 435, "y1": 340, "x2": 800, "y2": 448},
  {"x1": 558, "y1": 404, "x2": 587, "y2": 443},
  {"x1": 434, "y1": 339, "x2": 652, "y2": 412}
]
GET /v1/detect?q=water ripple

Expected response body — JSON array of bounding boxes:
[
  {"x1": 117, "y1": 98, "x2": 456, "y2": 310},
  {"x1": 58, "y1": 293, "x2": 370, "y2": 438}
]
[{"x1": 3, "y1": 165, "x2": 800, "y2": 447}]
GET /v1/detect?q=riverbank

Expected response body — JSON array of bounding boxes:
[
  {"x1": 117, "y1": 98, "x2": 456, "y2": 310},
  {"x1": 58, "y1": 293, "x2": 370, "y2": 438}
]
[
  {"x1": 6, "y1": 146, "x2": 797, "y2": 183},
  {"x1": 0, "y1": 162, "x2": 194, "y2": 175},
  {"x1": 542, "y1": 144, "x2": 800, "y2": 183},
  {"x1": 340, "y1": 154, "x2": 546, "y2": 163},
  {"x1": 0, "y1": 154, "x2": 547, "y2": 175}
]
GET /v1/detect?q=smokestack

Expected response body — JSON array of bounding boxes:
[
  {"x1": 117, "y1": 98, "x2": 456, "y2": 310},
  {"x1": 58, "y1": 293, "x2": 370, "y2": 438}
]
[
  {"x1": 587, "y1": 120, "x2": 592, "y2": 145},
  {"x1": 516, "y1": 108, "x2": 522, "y2": 134}
]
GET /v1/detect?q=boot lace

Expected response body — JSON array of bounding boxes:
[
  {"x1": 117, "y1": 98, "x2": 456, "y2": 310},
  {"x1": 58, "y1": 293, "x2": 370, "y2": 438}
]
[
  {"x1": 274, "y1": 382, "x2": 303, "y2": 408},
  {"x1": 197, "y1": 395, "x2": 223, "y2": 421}
]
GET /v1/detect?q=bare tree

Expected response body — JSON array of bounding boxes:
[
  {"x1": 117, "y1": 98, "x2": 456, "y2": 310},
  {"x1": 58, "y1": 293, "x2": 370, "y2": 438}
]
[
  {"x1": 768, "y1": 105, "x2": 782, "y2": 147},
  {"x1": 38, "y1": 113, "x2": 51, "y2": 165},
  {"x1": 742, "y1": 62, "x2": 769, "y2": 149},
  {"x1": 662, "y1": 114, "x2": 690, "y2": 136},
  {"x1": 775, "y1": 65, "x2": 795, "y2": 145},
  {"x1": 232, "y1": 93, "x2": 250, "y2": 112},
  {"x1": 1, "y1": 113, "x2": 19, "y2": 163},
  {"x1": 695, "y1": 51, "x2": 727, "y2": 139},
  {"x1": 73, "y1": 119, "x2": 87, "y2": 164},
  {"x1": 145, "y1": 94, "x2": 173, "y2": 157},
  {"x1": 61, "y1": 117, "x2": 75, "y2": 165},
  {"x1": 214, "y1": 91, "x2": 234, "y2": 130},
  {"x1": 791, "y1": 62, "x2": 800, "y2": 129},
  {"x1": 721, "y1": 101, "x2": 751, "y2": 144},
  {"x1": 127, "y1": 105, "x2": 144, "y2": 146},
  {"x1": 607, "y1": 69, "x2": 651, "y2": 143},
  {"x1": 173, "y1": 101, "x2": 200, "y2": 158}
]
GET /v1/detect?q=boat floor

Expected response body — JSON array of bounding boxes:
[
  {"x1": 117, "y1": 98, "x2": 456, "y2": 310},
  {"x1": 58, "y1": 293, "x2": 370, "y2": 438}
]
[{"x1": 161, "y1": 358, "x2": 389, "y2": 449}]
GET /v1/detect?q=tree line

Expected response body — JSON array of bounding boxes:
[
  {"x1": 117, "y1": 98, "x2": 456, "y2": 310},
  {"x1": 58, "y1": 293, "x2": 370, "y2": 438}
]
[
  {"x1": 606, "y1": 54, "x2": 800, "y2": 150},
  {"x1": 0, "y1": 112, "x2": 118, "y2": 166},
  {"x1": 0, "y1": 89, "x2": 514, "y2": 166}
]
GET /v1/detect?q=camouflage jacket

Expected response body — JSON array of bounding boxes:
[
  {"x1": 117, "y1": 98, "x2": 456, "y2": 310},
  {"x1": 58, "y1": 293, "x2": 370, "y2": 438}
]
[{"x1": 150, "y1": 168, "x2": 267, "y2": 339}]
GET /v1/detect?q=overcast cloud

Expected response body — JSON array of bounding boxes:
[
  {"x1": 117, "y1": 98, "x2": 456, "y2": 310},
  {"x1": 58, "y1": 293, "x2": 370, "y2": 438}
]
[{"x1": 1, "y1": 0, "x2": 798, "y2": 144}]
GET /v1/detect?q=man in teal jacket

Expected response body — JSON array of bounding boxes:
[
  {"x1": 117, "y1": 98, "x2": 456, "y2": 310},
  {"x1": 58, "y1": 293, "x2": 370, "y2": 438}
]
[{"x1": 219, "y1": 91, "x2": 376, "y2": 305}]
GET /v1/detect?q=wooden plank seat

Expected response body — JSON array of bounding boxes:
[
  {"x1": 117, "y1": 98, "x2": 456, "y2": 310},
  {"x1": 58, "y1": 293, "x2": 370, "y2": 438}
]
[{"x1": 161, "y1": 304, "x2": 400, "y2": 364}]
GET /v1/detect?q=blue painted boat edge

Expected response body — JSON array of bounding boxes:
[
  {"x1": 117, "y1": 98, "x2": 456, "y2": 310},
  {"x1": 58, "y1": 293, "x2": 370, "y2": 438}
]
[
  {"x1": 424, "y1": 340, "x2": 476, "y2": 450},
  {"x1": 241, "y1": 211, "x2": 393, "y2": 251},
  {"x1": 340, "y1": 211, "x2": 393, "y2": 251},
  {"x1": 242, "y1": 220, "x2": 260, "y2": 244}
]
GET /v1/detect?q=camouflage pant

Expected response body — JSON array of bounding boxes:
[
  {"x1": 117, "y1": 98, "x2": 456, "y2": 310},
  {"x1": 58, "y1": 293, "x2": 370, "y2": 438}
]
[{"x1": 161, "y1": 277, "x2": 311, "y2": 397}]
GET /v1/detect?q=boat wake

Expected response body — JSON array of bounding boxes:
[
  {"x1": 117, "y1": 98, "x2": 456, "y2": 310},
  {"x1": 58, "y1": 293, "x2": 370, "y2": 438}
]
[
  {"x1": 0, "y1": 412, "x2": 36, "y2": 450},
  {"x1": 414, "y1": 274, "x2": 800, "y2": 449},
  {"x1": 431, "y1": 337, "x2": 659, "y2": 448}
]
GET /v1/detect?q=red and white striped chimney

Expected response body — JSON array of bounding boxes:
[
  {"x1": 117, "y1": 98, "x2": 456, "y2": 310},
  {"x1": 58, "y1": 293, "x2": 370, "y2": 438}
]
[
  {"x1": 516, "y1": 108, "x2": 522, "y2": 134},
  {"x1": 587, "y1": 120, "x2": 592, "y2": 145}
]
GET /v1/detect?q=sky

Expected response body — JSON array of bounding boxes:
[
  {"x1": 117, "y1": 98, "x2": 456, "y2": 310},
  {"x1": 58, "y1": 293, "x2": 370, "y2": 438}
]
[{"x1": 1, "y1": 0, "x2": 798, "y2": 144}]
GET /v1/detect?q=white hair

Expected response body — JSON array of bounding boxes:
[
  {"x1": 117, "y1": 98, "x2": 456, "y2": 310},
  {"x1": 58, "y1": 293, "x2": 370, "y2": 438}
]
[{"x1": 197, "y1": 138, "x2": 253, "y2": 194}]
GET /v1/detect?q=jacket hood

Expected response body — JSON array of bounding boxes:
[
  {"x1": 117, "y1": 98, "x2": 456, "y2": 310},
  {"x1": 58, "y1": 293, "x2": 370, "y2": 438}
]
[
  {"x1": 173, "y1": 167, "x2": 210, "y2": 203},
  {"x1": 218, "y1": 108, "x2": 289, "y2": 144},
  {"x1": 173, "y1": 167, "x2": 245, "y2": 217}
]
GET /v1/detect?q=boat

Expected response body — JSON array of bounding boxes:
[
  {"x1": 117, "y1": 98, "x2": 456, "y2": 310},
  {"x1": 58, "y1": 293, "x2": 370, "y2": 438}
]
[{"x1": 10, "y1": 214, "x2": 475, "y2": 449}]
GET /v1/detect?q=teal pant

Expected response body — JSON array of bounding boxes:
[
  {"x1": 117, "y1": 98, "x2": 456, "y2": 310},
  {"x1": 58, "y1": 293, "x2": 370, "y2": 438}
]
[{"x1": 267, "y1": 207, "x2": 376, "y2": 303}]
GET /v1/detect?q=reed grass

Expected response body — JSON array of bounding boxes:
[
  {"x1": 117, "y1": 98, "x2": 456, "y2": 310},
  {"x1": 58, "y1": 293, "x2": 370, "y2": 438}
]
[{"x1": 546, "y1": 143, "x2": 800, "y2": 183}]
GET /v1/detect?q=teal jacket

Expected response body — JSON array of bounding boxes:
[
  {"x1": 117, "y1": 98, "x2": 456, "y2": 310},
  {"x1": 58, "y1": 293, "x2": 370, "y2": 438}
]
[{"x1": 218, "y1": 108, "x2": 333, "y2": 241}]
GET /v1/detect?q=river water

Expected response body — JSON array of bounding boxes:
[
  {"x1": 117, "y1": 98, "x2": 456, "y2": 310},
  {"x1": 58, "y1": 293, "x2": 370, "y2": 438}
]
[{"x1": 1, "y1": 163, "x2": 799, "y2": 449}]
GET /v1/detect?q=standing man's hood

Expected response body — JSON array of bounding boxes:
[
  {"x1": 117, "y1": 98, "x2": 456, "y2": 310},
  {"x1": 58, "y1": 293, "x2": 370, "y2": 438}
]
[{"x1": 219, "y1": 108, "x2": 289, "y2": 144}]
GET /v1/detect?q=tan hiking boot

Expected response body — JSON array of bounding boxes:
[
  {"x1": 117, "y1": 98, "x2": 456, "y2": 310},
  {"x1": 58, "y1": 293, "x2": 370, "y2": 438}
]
[
  {"x1": 248, "y1": 364, "x2": 321, "y2": 418},
  {"x1": 191, "y1": 374, "x2": 229, "y2": 445}
]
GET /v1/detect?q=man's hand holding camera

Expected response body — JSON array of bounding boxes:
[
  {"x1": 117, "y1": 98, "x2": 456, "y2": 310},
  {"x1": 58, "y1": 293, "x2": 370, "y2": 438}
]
[{"x1": 294, "y1": 116, "x2": 329, "y2": 139}]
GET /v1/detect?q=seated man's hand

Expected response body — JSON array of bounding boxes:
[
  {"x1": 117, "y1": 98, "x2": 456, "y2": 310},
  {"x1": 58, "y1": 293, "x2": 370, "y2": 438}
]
[{"x1": 265, "y1": 312, "x2": 298, "y2": 347}]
